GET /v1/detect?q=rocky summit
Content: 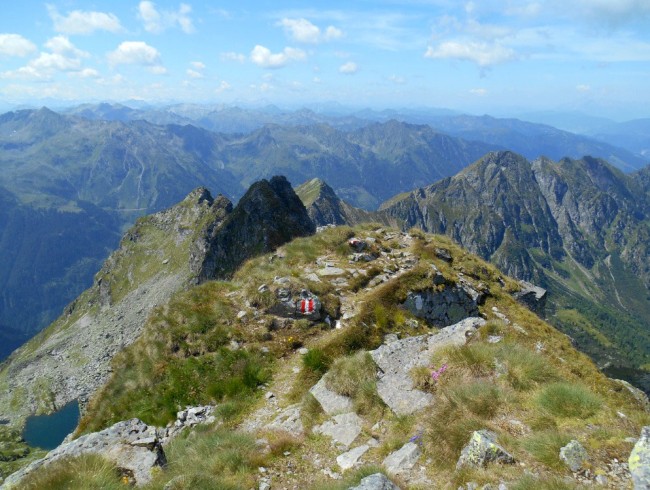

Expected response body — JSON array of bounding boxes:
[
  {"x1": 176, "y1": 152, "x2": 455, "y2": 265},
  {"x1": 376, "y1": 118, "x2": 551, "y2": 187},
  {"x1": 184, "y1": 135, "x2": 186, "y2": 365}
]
[{"x1": 0, "y1": 194, "x2": 648, "y2": 488}]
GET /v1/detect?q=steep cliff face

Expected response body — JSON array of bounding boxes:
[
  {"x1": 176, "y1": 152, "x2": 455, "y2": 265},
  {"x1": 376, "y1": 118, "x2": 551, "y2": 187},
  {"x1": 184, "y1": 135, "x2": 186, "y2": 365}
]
[
  {"x1": 380, "y1": 152, "x2": 650, "y2": 371},
  {"x1": 381, "y1": 151, "x2": 564, "y2": 281},
  {"x1": 193, "y1": 176, "x2": 315, "y2": 282}
]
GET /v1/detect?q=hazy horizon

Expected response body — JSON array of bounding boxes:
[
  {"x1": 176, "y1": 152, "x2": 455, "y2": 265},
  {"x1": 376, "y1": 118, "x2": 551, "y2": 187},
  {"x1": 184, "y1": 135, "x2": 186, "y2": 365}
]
[{"x1": 1, "y1": 1, "x2": 650, "y2": 120}]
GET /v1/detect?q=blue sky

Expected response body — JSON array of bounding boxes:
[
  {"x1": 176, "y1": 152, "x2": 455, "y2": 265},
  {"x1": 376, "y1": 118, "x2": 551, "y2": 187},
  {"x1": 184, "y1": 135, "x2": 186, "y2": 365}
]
[{"x1": 0, "y1": 1, "x2": 649, "y2": 119}]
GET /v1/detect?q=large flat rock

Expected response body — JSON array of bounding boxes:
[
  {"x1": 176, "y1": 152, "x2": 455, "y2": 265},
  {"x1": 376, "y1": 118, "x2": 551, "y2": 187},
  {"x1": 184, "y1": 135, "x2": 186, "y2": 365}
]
[
  {"x1": 310, "y1": 377, "x2": 354, "y2": 415},
  {"x1": 370, "y1": 317, "x2": 484, "y2": 415}
]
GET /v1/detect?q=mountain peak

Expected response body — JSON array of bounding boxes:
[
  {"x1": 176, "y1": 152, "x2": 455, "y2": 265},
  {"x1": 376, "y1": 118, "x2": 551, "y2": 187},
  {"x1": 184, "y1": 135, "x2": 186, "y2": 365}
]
[
  {"x1": 295, "y1": 178, "x2": 337, "y2": 207},
  {"x1": 193, "y1": 175, "x2": 315, "y2": 282}
]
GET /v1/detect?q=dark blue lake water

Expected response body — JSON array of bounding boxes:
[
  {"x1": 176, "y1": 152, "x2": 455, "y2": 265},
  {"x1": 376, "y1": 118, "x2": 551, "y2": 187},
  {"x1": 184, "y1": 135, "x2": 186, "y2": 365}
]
[{"x1": 22, "y1": 400, "x2": 80, "y2": 450}]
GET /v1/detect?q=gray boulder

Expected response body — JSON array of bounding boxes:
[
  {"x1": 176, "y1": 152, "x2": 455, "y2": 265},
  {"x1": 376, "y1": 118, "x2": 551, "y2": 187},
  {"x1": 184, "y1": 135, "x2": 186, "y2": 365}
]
[
  {"x1": 370, "y1": 317, "x2": 484, "y2": 415},
  {"x1": 314, "y1": 412, "x2": 362, "y2": 447},
  {"x1": 630, "y1": 426, "x2": 650, "y2": 489},
  {"x1": 337, "y1": 444, "x2": 370, "y2": 470},
  {"x1": 559, "y1": 440, "x2": 589, "y2": 472},
  {"x1": 382, "y1": 442, "x2": 421, "y2": 475},
  {"x1": 513, "y1": 280, "x2": 547, "y2": 316},
  {"x1": 348, "y1": 473, "x2": 401, "y2": 490},
  {"x1": 268, "y1": 287, "x2": 322, "y2": 320},
  {"x1": 310, "y1": 377, "x2": 354, "y2": 415},
  {"x1": 402, "y1": 285, "x2": 481, "y2": 327},
  {"x1": 3, "y1": 419, "x2": 165, "y2": 488},
  {"x1": 456, "y1": 430, "x2": 515, "y2": 470}
]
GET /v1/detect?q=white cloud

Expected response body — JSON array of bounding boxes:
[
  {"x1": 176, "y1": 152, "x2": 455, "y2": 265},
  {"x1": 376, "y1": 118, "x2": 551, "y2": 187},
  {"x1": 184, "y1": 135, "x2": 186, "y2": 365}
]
[
  {"x1": 71, "y1": 68, "x2": 100, "y2": 78},
  {"x1": 313, "y1": 76, "x2": 321, "y2": 83},
  {"x1": 1, "y1": 52, "x2": 82, "y2": 80},
  {"x1": 44, "y1": 36, "x2": 88, "y2": 58},
  {"x1": 149, "y1": 65, "x2": 167, "y2": 75},
  {"x1": 190, "y1": 61, "x2": 205, "y2": 70},
  {"x1": 324, "y1": 25, "x2": 344, "y2": 41},
  {"x1": 108, "y1": 41, "x2": 162, "y2": 67},
  {"x1": 138, "y1": 1, "x2": 195, "y2": 34},
  {"x1": 1, "y1": 37, "x2": 89, "y2": 80},
  {"x1": 425, "y1": 41, "x2": 516, "y2": 67},
  {"x1": 279, "y1": 18, "x2": 320, "y2": 43},
  {"x1": 215, "y1": 80, "x2": 231, "y2": 93},
  {"x1": 250, "y1": 45, "x2": 306, "y2": 68},
  {"x1": 187, "y1": 69, "x2": 203, "y2": 79},
  {"x1": 47, "y1": 5, "x2": 122, "y2": 35},
  {"x1": 388, "y1": 74, "x2": 406, "y2": 84},
  {"x1": 339, "y1": 61, "x2": 358, "y2": 74},
  {"x1": 278, "y1": 18, "x2": 344, "y2": 43},
  {"x1": 0, "y1": 34, "x2": 36, "y2": 57},
  {"x1": 221, "y1": 51, "x2": 246, "y2": 63},
  {"x1": 576, "y1": 84, "x2": 591, "y2": 92},
  {"x1": 469, "y1": 88, "x2": 488, "y2": 96}
]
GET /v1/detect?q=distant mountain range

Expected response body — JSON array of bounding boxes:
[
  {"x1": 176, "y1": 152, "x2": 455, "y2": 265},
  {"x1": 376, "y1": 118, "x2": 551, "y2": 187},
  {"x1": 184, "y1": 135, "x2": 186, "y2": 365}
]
[{"x1": 63, "y1": 102, "x2": 649, "y2": 171}]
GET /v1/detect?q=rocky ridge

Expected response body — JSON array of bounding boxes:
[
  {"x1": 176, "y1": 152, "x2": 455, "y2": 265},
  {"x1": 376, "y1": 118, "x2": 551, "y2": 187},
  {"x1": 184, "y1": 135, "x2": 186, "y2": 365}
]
[
  {"x1": 1, "y1": 199, "x2": 649, "y2": 488},
  {"x1": 0, "y1": 178, "x2": 315, "y2": 427}
]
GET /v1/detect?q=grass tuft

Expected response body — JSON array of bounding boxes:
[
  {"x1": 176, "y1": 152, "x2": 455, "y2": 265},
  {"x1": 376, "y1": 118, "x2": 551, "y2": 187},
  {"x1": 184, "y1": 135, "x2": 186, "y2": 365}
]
[
  {"x1": 536, "y1": 382, "x2": 602, "y2": 418},
  {"x1": 325, "y1": 351, "x2": 377, "y2": 398},
  {"x1": 19, "y1": 454, "x2": 123, "y2": 490},
  {"x1": 523, "y1": 430, "x2": 573, "y2": 469}
]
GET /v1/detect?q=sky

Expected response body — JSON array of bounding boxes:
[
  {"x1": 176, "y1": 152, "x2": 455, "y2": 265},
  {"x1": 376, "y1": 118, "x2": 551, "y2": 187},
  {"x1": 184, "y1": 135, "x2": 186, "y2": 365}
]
[{"x1": 0, "y1": 1, "x2": 649, "y2": 119}]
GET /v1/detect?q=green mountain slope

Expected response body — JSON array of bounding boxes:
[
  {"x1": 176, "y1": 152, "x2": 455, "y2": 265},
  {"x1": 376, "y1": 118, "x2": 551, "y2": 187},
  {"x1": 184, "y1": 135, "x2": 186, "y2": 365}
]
[
  {"x1": 4, "y1": 220, "x2": 649, "y2": 489},
  {"x1": 381, "y1": 152, "x2": 650, "y2": 377}
]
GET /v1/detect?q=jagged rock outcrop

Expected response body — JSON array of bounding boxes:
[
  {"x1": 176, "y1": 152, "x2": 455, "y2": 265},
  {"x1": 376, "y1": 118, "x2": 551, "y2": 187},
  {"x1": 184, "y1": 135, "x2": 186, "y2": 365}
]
[
  {"x1": 513, "y1": 280, "x2": 547, "y2": 316},
  {"x1": 0, "y1": 178, "x2": 313, "y2": 429},
  {"x1": 402, "y1": 285, "x2": 483, "y2": 327},
  {"x1": 194, "y1": 176, "x2": 315, "y2": 281}
]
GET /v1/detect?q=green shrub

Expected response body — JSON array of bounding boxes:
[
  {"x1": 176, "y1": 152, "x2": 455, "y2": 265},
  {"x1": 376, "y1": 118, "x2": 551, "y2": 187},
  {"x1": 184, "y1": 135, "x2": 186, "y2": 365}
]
[
  {"x1": 301, "y1": 392, "x2": 325, "y2": 431},
  {"x1": 158, "y1": 427, "x2": 262, "y2": 489},
  {"x1": 499, "y1": 344, "x2": 557, "y2": 390},
  {"x1": 441, "y1": 343, "x2": 496, "y2": 377},
  {"x1": 523, "y1": 431, "x2": 573, "y2": 469},
  {"x1": 303, "y1": 348, "x2": 331, "y2": 375},
  {"x1": 511, "y1": 474, "x2": 579, "y2": 490},
  {"x1": 325, "y1": 351, "x2": 377, "y2": 398},
  {"x1": 447, "y1": 381, "x2": 505, "y2": 418},
  {"x1": 536, "y1": 382, "x2": 602, "y2": 418},
  {"x1": 20, "y1": 454, "x2": 123, "y2": 490},
  {"x1": 353, "y1": 380, "x2": 386, "y2": 421}
]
